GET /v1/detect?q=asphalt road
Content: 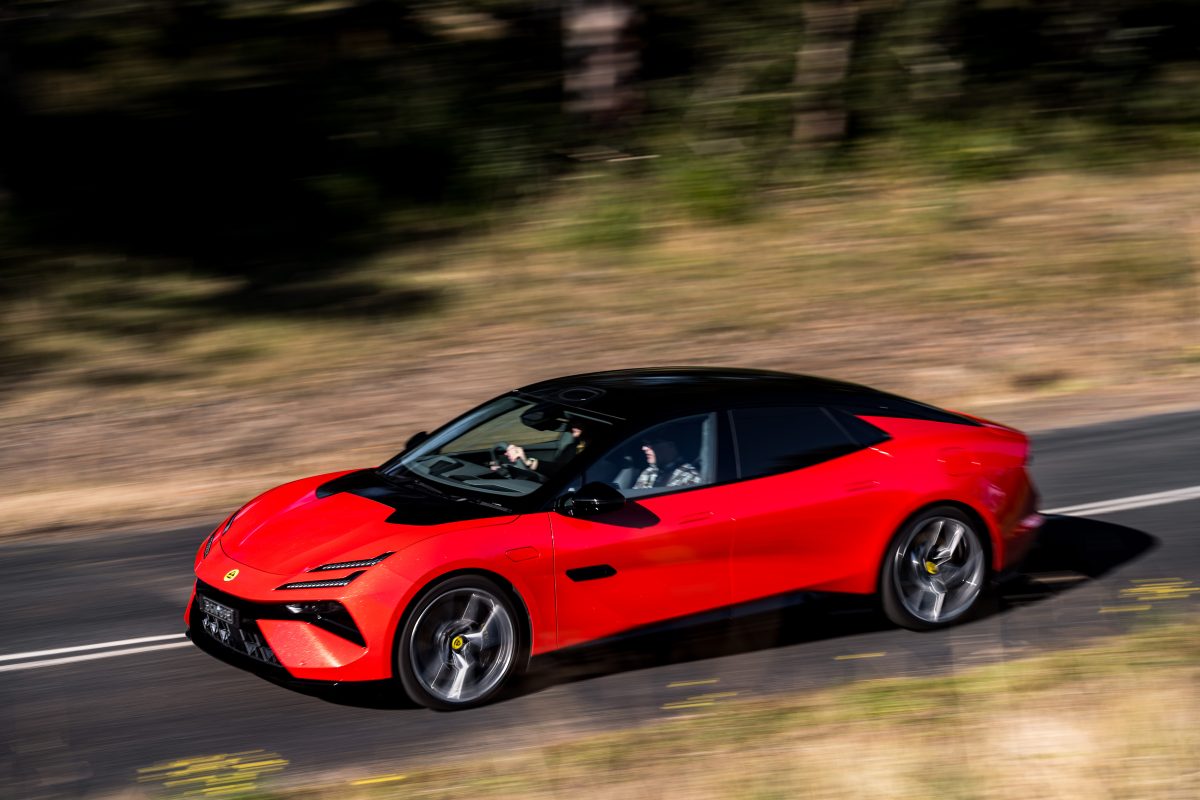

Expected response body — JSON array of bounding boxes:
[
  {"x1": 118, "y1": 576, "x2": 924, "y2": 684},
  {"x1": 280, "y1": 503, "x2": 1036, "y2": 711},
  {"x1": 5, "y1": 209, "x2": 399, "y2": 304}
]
[{"x1": 2, "y1": 410, "x2": 1198, "y2": 798}]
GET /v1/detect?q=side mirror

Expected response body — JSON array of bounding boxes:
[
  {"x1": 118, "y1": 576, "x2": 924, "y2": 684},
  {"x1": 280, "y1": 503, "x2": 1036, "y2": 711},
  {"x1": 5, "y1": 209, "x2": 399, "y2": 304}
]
[
  {"x1": 555, "y1": 482, "x2": 625, "y2": 518},
  {"x1": 404, "y1": 431, "x2": 430, "y2": 452}
]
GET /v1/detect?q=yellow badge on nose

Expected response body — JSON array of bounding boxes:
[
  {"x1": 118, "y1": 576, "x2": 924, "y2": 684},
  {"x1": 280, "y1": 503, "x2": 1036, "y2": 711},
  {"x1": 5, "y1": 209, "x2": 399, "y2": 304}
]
[
  {"x1": 924, "y1": 561, "x2": 938, "y2": 575},
  {"x1": 451, "y1": 635, "x2": 465, "y2": 651},
  {"x1": 223, "y1": 568, "x2": 240, "y2": 582}
]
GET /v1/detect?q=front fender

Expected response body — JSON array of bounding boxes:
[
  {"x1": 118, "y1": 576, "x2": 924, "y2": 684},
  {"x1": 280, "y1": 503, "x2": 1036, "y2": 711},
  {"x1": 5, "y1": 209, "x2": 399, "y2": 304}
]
[{"x1": 381, "y1": 513, "x2": 557, "y2": 659}]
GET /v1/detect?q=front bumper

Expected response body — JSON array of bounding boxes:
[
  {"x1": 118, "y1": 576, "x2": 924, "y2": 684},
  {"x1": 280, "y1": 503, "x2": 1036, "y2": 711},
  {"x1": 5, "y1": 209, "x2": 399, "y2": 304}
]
[
  {"x1": 189, "y1": 544, "x2": 401, "y2": 681},
  {"x1": 187, "y1": 596, "x2": 291, "y2": 682},
  {"x1": 188, "y1": 580, "x2": 389, "y2": 680},
  {"x1": 190, "y1": 580, "x2": 308, "y2": 664}
]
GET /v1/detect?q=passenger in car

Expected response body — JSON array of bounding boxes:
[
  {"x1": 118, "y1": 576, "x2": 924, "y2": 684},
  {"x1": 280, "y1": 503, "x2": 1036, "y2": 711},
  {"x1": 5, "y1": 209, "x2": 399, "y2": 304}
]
[{"x1": 633, "y1": 438, "x2": 701, "y2": 489}]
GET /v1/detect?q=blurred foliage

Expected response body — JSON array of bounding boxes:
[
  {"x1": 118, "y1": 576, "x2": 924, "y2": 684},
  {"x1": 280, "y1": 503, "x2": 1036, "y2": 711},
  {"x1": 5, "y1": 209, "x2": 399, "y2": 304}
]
[{"x1": 2, "y1": 0, "x2": 1200, "y2": 292}]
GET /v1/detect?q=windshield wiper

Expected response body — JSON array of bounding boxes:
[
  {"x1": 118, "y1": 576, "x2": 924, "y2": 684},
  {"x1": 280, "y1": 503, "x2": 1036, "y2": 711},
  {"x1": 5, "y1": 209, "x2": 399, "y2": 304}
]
[
  {"x1": 374, "y1": 468, "x2": 449, "y2": 497},
  {"x1": 375, "y1": 466, "x2": 512, "y2": 513},
  {"x1": 406, "y1": 476, "x2": 453, "y2": 499},
  {"x1": 457, "y1": 495, "x2": 512, "y2": 513},
  {"x1": 374, "y1": 468, "x2": 405, "y2": 486}
]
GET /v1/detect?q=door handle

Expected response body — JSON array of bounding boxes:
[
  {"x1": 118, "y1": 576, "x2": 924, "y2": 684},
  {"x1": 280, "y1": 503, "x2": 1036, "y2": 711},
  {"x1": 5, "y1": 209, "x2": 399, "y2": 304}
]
[
  {"x1": 676, "y1": 511, "x2": 715, "y2": 525},
  {"x1": 846, "y1": 480, "x2": 879, "y2": 492}
]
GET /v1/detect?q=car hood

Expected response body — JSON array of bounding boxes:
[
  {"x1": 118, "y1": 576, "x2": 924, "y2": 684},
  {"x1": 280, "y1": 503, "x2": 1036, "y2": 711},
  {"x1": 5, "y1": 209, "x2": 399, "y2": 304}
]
[{"x1": 220, "y1": 470, "x2": 517, "y2": 575}]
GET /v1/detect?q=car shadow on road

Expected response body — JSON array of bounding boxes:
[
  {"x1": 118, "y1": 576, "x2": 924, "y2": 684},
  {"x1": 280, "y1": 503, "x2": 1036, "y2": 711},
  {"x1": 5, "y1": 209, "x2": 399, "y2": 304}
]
[
  {"x1": 299, "y1": 514, "x2": 1155, "y2": 710},
  {"x1": 993, "y1": 513, "x2": 1158, "y2": 607}
]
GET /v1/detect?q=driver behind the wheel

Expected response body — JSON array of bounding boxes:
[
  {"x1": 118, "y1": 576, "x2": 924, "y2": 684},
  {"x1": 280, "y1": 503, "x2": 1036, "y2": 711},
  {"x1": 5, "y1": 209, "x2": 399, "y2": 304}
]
[{"x1": 500, "y1": 423, "x2": 586, "y2": 474}]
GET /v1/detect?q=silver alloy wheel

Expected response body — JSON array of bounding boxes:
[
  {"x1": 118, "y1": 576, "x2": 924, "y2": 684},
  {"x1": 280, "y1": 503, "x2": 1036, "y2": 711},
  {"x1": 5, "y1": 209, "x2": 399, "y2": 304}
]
[
  {"x1": 408, "y1": 587, "x2": 516, "y2": 705},
  {"x1": 892, "y1": 516, "x2": 984, "y2": 624}
]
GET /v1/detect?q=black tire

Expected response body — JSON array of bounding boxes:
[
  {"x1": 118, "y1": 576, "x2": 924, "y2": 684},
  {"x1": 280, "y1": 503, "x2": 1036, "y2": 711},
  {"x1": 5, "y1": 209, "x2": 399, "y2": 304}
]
[
  {"x1": 396, "y1": 574, "x2": 526, "y2": 710},
  {"x1": 880, "y1": 506, "x2": 990, "y2": 631}
]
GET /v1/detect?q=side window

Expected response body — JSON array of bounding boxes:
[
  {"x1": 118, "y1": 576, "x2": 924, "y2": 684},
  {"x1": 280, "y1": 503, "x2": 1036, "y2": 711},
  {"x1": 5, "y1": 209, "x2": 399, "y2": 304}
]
[
  {"x1": 584, "y1": 414, "x2": 717, "y2": 497},
  {"x1": 730, "y1": 406, "x2": 861, "y2": 479}
]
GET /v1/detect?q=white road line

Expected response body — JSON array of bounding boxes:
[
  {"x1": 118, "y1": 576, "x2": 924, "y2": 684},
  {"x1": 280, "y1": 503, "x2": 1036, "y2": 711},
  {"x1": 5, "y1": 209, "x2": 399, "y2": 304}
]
[
  {"x1": 0, "y1": 633, "x2": 187, "y2": 663},
  {"x1": 3, "y1": 483, "x2": 1197, "y2": 675},
  {"x1": 0, "y1": 641, "x2": 193, "y2": 673},
  {"x1": 1043, "y1": 484, "x2": 1200, "y2": 517}
]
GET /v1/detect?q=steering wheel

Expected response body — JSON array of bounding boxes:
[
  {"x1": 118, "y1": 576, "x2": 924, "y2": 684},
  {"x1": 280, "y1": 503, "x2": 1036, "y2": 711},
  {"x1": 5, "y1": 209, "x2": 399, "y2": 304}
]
[
  {"x1": 490, "y1": 442, "x2": 545, "y2": 483},
  {"x1": 490, "y1": 443, "x2": 514, "y2": 477}
]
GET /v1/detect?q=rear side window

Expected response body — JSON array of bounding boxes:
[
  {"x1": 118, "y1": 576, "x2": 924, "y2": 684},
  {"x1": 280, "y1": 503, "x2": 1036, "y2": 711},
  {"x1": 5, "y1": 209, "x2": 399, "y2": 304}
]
[
  {"x1": 828, "y1": 407, "x2": 890, "y2": 448},
  {"x1": 730, "y1": 406, "x2": 861, "y2": 479}
]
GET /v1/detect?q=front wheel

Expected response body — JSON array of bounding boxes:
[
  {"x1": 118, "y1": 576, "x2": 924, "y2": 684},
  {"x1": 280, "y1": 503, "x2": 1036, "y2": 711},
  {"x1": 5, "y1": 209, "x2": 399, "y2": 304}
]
[
  {"x1": 397, "y1": 575, "x2": 525, "y2": 710},
  {"x1": 881, "y1": 507, "x2": 988, "y2": 631}
]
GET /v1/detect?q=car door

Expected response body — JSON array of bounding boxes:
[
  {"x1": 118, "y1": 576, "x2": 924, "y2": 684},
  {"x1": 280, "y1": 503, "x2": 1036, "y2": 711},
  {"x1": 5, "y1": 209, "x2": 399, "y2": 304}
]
[
  {"x1": 726, "y1": 405, "x2": 890, "y2": 602},
  {"x1": 550, "y1": 413, "x2": 738, "y2": 648}
]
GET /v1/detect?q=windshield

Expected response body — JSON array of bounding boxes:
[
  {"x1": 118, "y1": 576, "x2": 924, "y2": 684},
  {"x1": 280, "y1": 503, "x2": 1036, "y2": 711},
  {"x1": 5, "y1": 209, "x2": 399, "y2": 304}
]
[{"x1": 382, "y1": 395, "x2": 613, "y2": 498}]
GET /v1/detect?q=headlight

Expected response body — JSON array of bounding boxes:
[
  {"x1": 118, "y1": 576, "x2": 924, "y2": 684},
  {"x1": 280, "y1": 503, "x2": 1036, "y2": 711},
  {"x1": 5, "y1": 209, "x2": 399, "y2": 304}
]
[
  {"x1": 308, "y1": 552, "x2": 394, "y2": 572},
  {"x1": 202, "y1": 503, "x2": 250, "y2": 559},
  {"x1": 276, "y1": 570, "x2": 365, "y2": 590}
]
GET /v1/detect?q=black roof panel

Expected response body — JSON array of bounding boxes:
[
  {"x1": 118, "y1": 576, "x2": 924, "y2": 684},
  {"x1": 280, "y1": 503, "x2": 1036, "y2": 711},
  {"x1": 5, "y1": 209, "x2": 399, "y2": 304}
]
[{"x1": 517, "y1": 367, "x2": 979, "y2": 426}]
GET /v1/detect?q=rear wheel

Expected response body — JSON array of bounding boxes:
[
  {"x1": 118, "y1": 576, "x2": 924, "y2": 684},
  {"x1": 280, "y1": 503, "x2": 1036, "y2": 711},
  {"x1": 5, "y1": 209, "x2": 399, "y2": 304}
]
[
  {"x1": 881, "y1": 507, "x2": 988, "y2": 631},
  {"x1": 397, "y1": 575, "x2": 525, "y2": 710}
]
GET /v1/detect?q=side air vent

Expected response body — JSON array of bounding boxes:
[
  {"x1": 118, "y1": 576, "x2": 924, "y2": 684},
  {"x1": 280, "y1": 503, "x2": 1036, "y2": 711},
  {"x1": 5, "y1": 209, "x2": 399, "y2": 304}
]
[{"x1": 566, "y1": 564, "x2": 618, "y2": 582}]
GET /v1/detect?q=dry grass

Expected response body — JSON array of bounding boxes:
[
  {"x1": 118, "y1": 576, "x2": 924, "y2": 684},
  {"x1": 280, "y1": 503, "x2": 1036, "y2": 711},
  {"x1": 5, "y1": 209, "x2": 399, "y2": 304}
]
[
  {"x1": 4, "y1": 166, "x2": 1200, "y2": 536},
  {"x1": 133, "y1": 618, "x2": 1200, "y2": 799}
]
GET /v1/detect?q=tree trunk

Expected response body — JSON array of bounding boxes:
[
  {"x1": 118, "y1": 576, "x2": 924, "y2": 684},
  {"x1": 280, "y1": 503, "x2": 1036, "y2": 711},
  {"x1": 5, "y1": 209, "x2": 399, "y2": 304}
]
[
  {"x1": 0, "y1": 7, "x2": 14, "y2": 211},
  {"x1": 793, "y1": 0, "x2": 860, "y2": 146},
  {"x1": 563, "y1": 0, "x2": 640, "y2": 129}
]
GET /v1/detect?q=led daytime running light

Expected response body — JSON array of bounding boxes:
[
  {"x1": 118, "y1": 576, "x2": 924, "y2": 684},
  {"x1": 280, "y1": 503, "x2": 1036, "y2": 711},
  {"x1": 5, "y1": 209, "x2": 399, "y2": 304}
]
[
  {"x1": 203, "y1": 503, "x2": 249, "y2": 559},
  {"x1": 309, "y1": 552, "x2": 394, "y2": 572},
  {"x1": 203, "y1": 516, "x2": 231, "y2": 559},
  {"x1": 276, "y1": 570, "x2": 365, "y2": 591}
]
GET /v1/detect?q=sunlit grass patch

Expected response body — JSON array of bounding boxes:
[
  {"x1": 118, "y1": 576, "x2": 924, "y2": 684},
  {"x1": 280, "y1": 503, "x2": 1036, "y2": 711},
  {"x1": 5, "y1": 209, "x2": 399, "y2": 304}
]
[
  {"x1": 133, "y1": 617, "x2": 1199, "y2": 800},
  {"x1": 2, "y1": 166, "x2": 1199, "y2": 535}
]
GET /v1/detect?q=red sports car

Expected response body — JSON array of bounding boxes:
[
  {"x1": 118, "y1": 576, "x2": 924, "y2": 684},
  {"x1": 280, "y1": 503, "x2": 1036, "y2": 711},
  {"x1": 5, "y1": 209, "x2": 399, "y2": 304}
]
[{"x1": 188, "y1": 368, "x2": 1042, "y2": 709}]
